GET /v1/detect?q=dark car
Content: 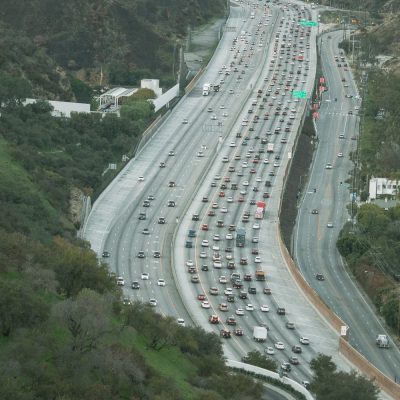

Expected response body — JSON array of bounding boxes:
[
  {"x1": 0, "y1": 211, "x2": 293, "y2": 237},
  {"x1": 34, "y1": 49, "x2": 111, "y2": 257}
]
[
  {"x1": 316, "y1": 273, "x2": 325, "y2": 281},
  {"x1": 102, "y1": 251, "x2": 110, "y2": 258},
  {"x1": 277, "y1": 307, "x2": 286, "y2": 315},
  {"x1": 292, "y1": 345, "x2": 302, "y2": 354},
  {"x1": 131, "y1": 281, "x2": 140, "y2": 290}
]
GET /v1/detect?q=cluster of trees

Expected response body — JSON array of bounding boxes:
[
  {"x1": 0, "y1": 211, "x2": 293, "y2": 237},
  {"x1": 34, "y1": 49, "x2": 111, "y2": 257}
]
[
  {"x1": 337, "y1": 204, "x2": 400, "y2": 332},
  {"x1": 309, "y1": 354, "x2": 379, "y2": 400},
  {"x1": 0, "y1": 229, "x2": 263, "y2": 399}
]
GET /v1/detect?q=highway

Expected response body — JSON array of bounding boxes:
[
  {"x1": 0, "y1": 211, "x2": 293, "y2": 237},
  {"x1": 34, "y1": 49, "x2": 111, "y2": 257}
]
[
  {"x1": 83, "y1": 0, "x2": 352, "y2": 387},
  {"x1": 293, "y1": 29, "x2": 400, "y2": 381}
]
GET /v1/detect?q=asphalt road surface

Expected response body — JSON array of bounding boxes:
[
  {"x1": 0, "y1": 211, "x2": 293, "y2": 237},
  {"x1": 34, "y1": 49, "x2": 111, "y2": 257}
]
[{"x1": 293, "y1": 29, "x2": 400, "y2": 382}]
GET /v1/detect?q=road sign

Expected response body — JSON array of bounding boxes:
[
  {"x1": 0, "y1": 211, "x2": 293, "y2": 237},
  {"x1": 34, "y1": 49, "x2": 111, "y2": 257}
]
[
  {"x1": 292, "y1": 90, "x2": 307, "y2": 98},
  {"x1": 300, "y1": 20, "x2": 318, "y2": 27}
]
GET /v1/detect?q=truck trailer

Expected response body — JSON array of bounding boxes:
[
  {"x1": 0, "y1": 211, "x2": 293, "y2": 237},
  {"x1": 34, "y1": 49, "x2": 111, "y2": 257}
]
[
  {"x1": 202, "y1": 83, "x2": 211, "y2": 96},
  {"x1": 236, "y1": 228, "x2": 246, "y2": 247},
  {"x1": 255, "y1": 201, "x2": 266, "y2": 219},
  {"x1": 253, "y1": 326, "x2": 267, "y2": 342}
]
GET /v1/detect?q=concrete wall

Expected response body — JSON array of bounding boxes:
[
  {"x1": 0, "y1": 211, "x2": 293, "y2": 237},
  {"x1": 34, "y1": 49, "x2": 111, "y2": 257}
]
[{"x1": 151, "y1": 84, "x2": 179, "y2": 112}]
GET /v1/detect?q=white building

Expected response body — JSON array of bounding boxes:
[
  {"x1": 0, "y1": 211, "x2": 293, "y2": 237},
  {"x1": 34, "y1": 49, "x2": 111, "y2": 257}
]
[
  {"x1": 24, "y1": 98, "x2": 90, "y2": 118},
  {"x1": 141, "y1": 79, "x2": 162, "y2": 97},
  {"x1": 99, "y1": 87, "x2": 138, "y2": 109},
  {"x1": 369, "y1": 177, "x2": 399, "y2": 200}
]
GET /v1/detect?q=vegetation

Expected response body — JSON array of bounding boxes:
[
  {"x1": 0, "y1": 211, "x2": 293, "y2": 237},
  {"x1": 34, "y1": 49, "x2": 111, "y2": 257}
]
[
  {"x1": 309, "y1": 354, "x2": 380, "y2": 400},
  {"x1": 242, "y1": 350, "x2": 278, "y2": 372}
]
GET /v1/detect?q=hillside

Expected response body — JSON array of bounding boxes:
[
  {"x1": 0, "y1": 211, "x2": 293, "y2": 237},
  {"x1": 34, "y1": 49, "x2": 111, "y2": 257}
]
[{"x1": 0, "y1": 0, "x2": 226, "y2": 92}]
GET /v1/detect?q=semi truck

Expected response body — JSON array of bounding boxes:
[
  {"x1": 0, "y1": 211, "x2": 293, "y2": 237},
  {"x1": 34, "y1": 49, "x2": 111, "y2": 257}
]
[
  {"x1": 255, "y1": 270, "x2": 266, "y2": 281},
  {"x1": 202, "y1": 83, "x2": 211, "y2": 96},
  {"x1": 253, "y1": 326, "x2": 267, "y2": 342},
  {"x1": 267, "y1": 143, "x2": 274, "y2": 153},
  {"x1": 376, "y1": 334, "x2": 389, "y2": 348},
  {"x1": 255, "y1": 201, "x2": 266, "y2": 219},
  {"x1": 236, "y1": 227, "x2": 246, "y2": 247}
]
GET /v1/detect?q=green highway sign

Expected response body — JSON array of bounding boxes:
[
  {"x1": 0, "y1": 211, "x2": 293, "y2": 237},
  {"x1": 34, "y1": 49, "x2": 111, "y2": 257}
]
[
  {"x1": 300, "y1": 20, "x2": 318, "y2": 27},
  {"x1": 292, "y1": 90, "x2": 307, "y2": 99}
]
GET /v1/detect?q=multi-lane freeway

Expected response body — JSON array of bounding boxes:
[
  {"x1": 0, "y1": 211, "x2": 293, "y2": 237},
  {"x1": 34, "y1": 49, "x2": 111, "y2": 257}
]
[
  {"x1": 82, "y1": 0, "x2": 398, "y2": 391},
  {"x1": 293, "y1": 28, "x2": 400, "y2": 381}
]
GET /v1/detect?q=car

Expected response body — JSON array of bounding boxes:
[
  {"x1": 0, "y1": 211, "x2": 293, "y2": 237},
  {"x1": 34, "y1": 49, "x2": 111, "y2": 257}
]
[
  {"x1": 168, "y1": 181, "x2": 176, "y2": 187},
  {"x1": 327, "y1": 222, "x2": 334, "y2": 228},
  {"x1": 261, "y1": 305, "x2": 270, "y2": 312},
  {"x1": 142, "y1": 228, "x2": 150, "y2": 235},
  {"x1": 137, "y1": 251, "x2": 145, "y2": 258},
  {"x1": 149, "y1": 299, "x2": 157, "y2": 307},
  {"x1": 224, "y1": 287, "x2": 233, "y2": 295},
  {"x1": 316, "y1": 273, "x2": 325, "y2": 281},
  {"x1": 337, "y1": 152, "x2": 343, "y2": 157},
  {"x1": 182, "y1": 118, "x2": 188, "y2": 124},
  {"x1": 311, "y1": 209, "x2": 319, "y2": 214},
  {"x1": 230, "y1": 142, "x2": 236, "y2": 147},
  {"x1": 209, "y1": 287, "x2": 219, "y2": 295},
  {"x1": 252, "y1": 237, "x2": 259, "y2": 243},
  {"x1": 201, "y1": 240, "x2": 209, "y2": 247},
  {"x1": 219, "y1": 303, "x2": 229, "y2": 312},
  {"x1": 201, "y1": 224, "x2": 208, "y2": 231},
  {"x1": 199, "y1": 251, "x2": 207, "y2": 258},
  {"x1": 236, "y1": 308, "x2": 245, "y2": 316},
  {"x1": 277, "y1": 307, "x2": 286, "y2": 315},
  {"x1": 177, "y1": 318, "x2": 185, "y2": 327},
  {"x1": 131, "y1": 281, "x2": 140, "y2": 289},
  {"x1": 265, "y1": 346, "x2": 275, "y2": 355},
  {"x1": 212, "y1": 244, "x2": 220, "y2": 251},
  {"x1": 219, "y1": 276, "x2": 227, "y2": 284},
  {"x1": 226, "y1": 233, "x2": 233, "y2": 240},
  {"x1": 253, "y1": 223, "x2": 260, "y2": 230},
  {"x1": 281, "y1": 362, "x2": 292, "y2": 372},
  {"x1": 302, "y1": 381, "x2": 310, "y2": 388},
  {"x1": 292, "y1": 345, "x2": 302, "y2": 354},
  {"x1": 275, "y1": 341, "x2": 285, "y2": 350},
  {"x1": 158, "y1": 217, "x2": 166, "y2": 224},
  {"x1": 102, "y1": 251, "x2": 111, "y2": 258},
  {"x1": 186, "y1": 260, "x2": 194, "y2": 267},
  {"x1": 254, "y1": 256, "x2": 261, "y2": 263},
  {"x1": 243, "y1": 180, "x2": 249, "y2": 186},
  {"x1": 197, "y1": 293, "x2": 206, "y2": 301},
  {"x1": 289, "y1": 356, "x2": 300, "y2": 365},
  {"x1": 339, "y1": 134, "x2": 345, "y2": 139},
  {"x1": 141, "y1": 272, "x2": 149, "y2": 280},
  {"x1": 201, "y1": 264, "x2": 209, "y2": 271},
  {"x1": 138, "y1": 176, "x2": 144, "y2": 182},
  {"x1": 286, "y1": 322, "x2": 295, "y2": 330},
  {"x1": 300, "y1": 336, "x2": 310, "y2": 345},
  {"x1": 116, "y1": 276, "x2": 125, "y2": 286},
  {"x1": 159, "y1": 162, "x2": 166, "y2": 168},
  {"x1": 167, "y1": 201, "x2": 175, "y2": 207},
  {"x1": 325, "y1": 163, "x2": 333, "y2": 169},
  {"x1": 226, "y1": 316, "x2": 237, "y2": 326},
  {"x1": 168, "y1": 151, "x2": 175, "y2": 156},
  {"x1": 221, "y1": 206, "x2": 228, "y2": 213},
  {"x1": 157, "y1": 279, "x2": 166, "y2": 287},
  {"x1": 201, "y1": 301, "x2": 211, "y2": 309},
  {"x1": 245, "y1": 304, "x2": 254, "y2": 311},
  {"x1": 213, "y1": 234, "x2": 220, "y2": 241}
]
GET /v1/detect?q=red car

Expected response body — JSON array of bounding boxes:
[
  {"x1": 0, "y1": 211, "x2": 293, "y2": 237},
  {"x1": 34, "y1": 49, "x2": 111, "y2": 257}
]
[{"x1": 197, "y1": 294, "x2": 206, "y2": 301}]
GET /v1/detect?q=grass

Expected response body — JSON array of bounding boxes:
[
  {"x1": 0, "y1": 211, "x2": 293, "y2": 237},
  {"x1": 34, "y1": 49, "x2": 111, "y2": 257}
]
[{"x1": 120, "y1": 329, "x2": 198, "y2": 399}]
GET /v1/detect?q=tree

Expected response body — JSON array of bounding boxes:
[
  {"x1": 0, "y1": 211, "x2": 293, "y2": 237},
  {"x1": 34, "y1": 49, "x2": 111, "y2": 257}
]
[
  {"x1": 0, "y1": 279, "x2": 49, "y2": 336},
  {"x1": 241, "y1": 350, "x2": 278, "y2": 372},
  {"x1": 0, "y1": 74, "x2": 31, "y2": 108},
  {"x1": 52, "y1": 289, "x2": 112, "y2": 353},
  {"x1": 120, "y1": 100, "x2": 154, "y2": 121},
  {"x1": 310, "y1": 355, "x2": 379, "y2": 400}
]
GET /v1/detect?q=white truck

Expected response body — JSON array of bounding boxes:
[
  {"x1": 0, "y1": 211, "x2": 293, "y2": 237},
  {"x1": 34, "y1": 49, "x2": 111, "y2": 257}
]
[
  {"x1": 267, "y1": 143, "x2": 274, "y2": 153},
  {"x1": 253, "y1": 326, "x2": 267, "y2": 342},
  {"x1": 202, "y1": 83, "x2": 211, "y2": 96},
  {"x1": 376, "y1": 334, "x2": 389, "y2": 348}
]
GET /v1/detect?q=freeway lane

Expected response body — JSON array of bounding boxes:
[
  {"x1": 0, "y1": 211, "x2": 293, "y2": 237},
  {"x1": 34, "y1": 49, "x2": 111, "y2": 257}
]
[{"x1": 293, "y1": 29, "x2": 400, "y2": 381}]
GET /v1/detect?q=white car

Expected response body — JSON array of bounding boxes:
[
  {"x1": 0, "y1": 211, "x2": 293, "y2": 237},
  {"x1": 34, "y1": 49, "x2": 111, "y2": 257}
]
[
  {"x1": 116, "y1": 276, "x2": 125, "y2": 286},
  {"x1": 253, "y1": 223, "x2": 260, "y2": 230},
  {"x1": 327, "y1": 222, "x2": 334, "y2": 228},
  {"x1": 243, "y1": 181, "x2": 249, "y2": 186},
  {"x1": 212, "y1": 245, "x2": 220, "y2": 251},
  {"x1": 221, "y1": 207, "x2": 228, "y2": 213},
  {"x1": 224, "y1": 288, "x2": 233, "y2": 295},
  {"x1": 256, "y1": 177, "x2": 262, "y2": 182},
  {"x1": 213, "y1": 261, "x2": 222, "y2": 268},
  {"x1": 254, "y1": 256, "x2": 261, "y2": 263},
  {"x1": 149, "y1": 298, "x2": 157, "y2": 307},
  {"x1": 201, "y1": 240, "x2": 209, "y2": 247},
  {"x1": 260, "y1": 305, "x2": 270, "y2": 312},
  {"x1": 177, "y1": 318, "x2": 186, "y2": 327},
  {"x1": 230, "y1": 142, "x2": 236, "y2": 147},
  {"x1": 245, "y1": 304, "x2": 254, "y2": 311},
  {"x1": 215, "y1": 174, "x2": 221, "y2": 180},
  {"x1": 337, "y1": 152, "x2": 343, "y2": 157},
  {"x1": 226, "y1": 233, "x2": 233, "y2": 240},
  {"x1": 236, "y1": 308, "x2": 245, "y2": 316},
  {"x1": 219, "y1": 276, "x2": 227, "y2": 284},
  {"x1": 275, "y1": 341, "x2": 285, "y2": 350},
  {"x1": 157, "y1": 279, "x2": 166, "y2": 287},
  {"x1": 273, "y1": 162, "x2": 279, "y2": 167},
  {"x1": 213, "y1": 234, "x2": 220, "y2": 241},
  {"x1": 263, "y1": 159, "x2": 269, "y2": 164},
  {"x1": 252, "y1": 237, "x2": 259, "y2": 243},
  {"x1": 186, "y1": 260, "x2": 194, "y2": 267},
  {"x1": 141, "y1": 273, "x2": 149, "y2": 280},
  {"x1": 138, "y1": 176, "x2": 144, "y2": 182},
  {"x1": 199, "y1": 251, "x2": 207, "y2": 258},
  {"x1": 325, "y1": 163, "x2": 333, "y2": 169},
  {"x1": 265, "y1": 346, "x2": 275, "y2": 355},
  {"x1": 242, "y1": 162, "x2": 248, "y2": 168},
  {"x1": 300, "y1": 336, "x2": 310, "y2": 345},
  {"x1": 227, "y1": 196, "x2": 234, "y2": 203},
  {"x1": 201, "y1": 301, "x2": 211, "y2": 309}
]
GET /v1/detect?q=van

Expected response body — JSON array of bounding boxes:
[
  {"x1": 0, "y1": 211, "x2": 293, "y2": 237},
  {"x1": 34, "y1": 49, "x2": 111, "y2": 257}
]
[{"x1": 231, "y1": 272, "x2": 240, "y2": 281}]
